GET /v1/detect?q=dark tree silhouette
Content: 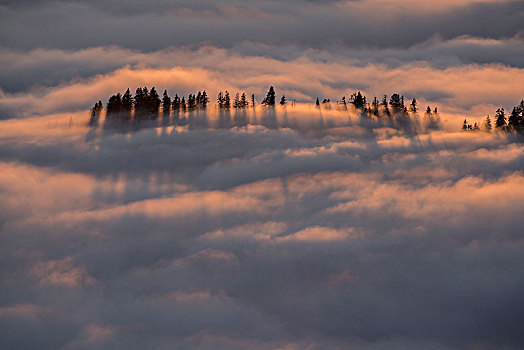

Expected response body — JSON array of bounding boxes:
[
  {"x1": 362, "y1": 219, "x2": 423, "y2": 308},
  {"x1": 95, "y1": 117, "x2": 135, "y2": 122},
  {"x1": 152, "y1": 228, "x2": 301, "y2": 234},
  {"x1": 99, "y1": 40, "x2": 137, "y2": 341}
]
[
  {"x1": 187, "y1": 94, "x2": 196, "y2": 110},
  {"x1": 484, "y1": 115, "x2": 492, "y2": 131},
  {"x1": 389, "y1": 94, "x2": 404, "y2": 115},
  {"x1": 251, "y1": 94, "x2": 256, "y2": 108},
  {"x1": 508, "y1": 106, "x2": 523, "y2": 133},
  {"x1": 171, "y1": 94, "x2": 180, "y2": 112},
  {"x1": 241, "y1": 93, "x2": 248, "y2": 108},
  {"x1": 371, "y1": 97, "x2": 379, "y2": 116},
  {"x1": 134, "y1": 87, "x2": 146, "y2": 119},
  {"x1": 89, "y1": 101, "x2": 103, "y2": 126},
  {"x1": 148, "y1": 87, "x2": 161, "y2": 119},
  {"x1": 381, "y1": 95, "x2": 390, "y2": 117},
  {"x1": 217, "y1": 92, "x2": 224, "y2": 109},
  {"x1": 233, "y1": 93, "x2": 241, "y2": 109},
  {"x1": 262, "y1": 86, "x2": 276, "y2": 106},
  {"x1": 180, "y1": 96, "x2": 186, "y2": 112},
  {"x1": 410, "y1": 98, "x2": 418, "y2": 113},
  {"x1": 162, "y1": 90, "x2": 171, "y2": 116},
  {"x1": 495, "y1": 108, "x2": 506, "y2": 129},
  {"x1": 122, "y1": 88, "x2": 132, "y2": 121},
  {"x1": 224, "y1": 91, "x2": 231, "y2": 109},
  {"x1": 280, "y1": 95, "x2": 286, "y2": 105},
  {"x1": 201, "y1": 91, "x2": 209, "y2": 108},
  {"x1": 315, "y1": 97, "x2": 320, "y2": 107},
  {"x1": 106, "y1": 93, "x2": 122, "y2": 121},
  {"x1": 350, "y1": 91, "x2": 365, "y2": 109}
]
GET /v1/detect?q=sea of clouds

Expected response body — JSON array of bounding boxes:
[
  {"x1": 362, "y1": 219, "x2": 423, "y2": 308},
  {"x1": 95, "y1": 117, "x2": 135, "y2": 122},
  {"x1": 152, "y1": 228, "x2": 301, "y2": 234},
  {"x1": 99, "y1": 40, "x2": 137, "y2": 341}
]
[{"x1": 1, "y1": 0, "x2": 524, "y2": 349}]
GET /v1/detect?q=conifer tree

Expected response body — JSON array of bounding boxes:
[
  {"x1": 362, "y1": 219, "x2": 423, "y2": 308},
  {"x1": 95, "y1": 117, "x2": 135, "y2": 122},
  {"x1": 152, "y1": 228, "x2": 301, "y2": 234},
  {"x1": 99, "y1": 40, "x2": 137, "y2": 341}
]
[
  {"x1": 134, "y1": 87, "x2": 146, "y2": 119},
  {"x1": 389, "y1": 94, "x2": 403, "y2": 114},
  {"x1": 251, "y1": 94, "x2": 256, "y2": 108},
  {"x1": 187, "y1": 94, "x2": 196, "y2": 110},
  {"x1": 122, "y1": 88, "x2": 132, "y2": 121},
  {"x1": 106, "y1": 93, "x2": 122, "y2": 120},
  {"x1": 495, "y1": 107, "x2": 506, "y2": 129},
  {"x1": 217, "y1": 92, "x2": 224, "y2": 109},
  {"x1": 233, "y1": 93, "x2": 241, "y2": 109},
  {"x1": 89, "y1": 101, "x2": 103, "y2": 126},
  {"x1": 369, "y1": 97, "x2": 377, "y2": 116},
  {"x1": 224, "y1": 91, "x2": 231, "y2": 109},
  {"x1": 162, "y1": 90, "x2": 171, "y2": 116},
  {"x1": 381, "y1": 95, "x2": 390, "y2": 116},
  {"x1": 262, "y1": 86, "x2": 276, "y2": 106},
  {"x1": 410, "y1": 98, "x2": 417, "y2": 113},
  {"x1": 196, "y1": 91, "x2": 202, "y2": 106},
  {"x1": 280, "y1": 95, "x2": 286, "y2": 105},
  {"x1": 508, "y1": 106, "x2": 522, "y2": 132},
  {"x1": 241, "y1": 93, "x2": 248, "y2": 108},
  {"x1": 201, "y1": 91, "x2": 209, "y2": 108},
  {"x1": 350, "y1": 91, "x2": 365, "y2": 109},
  {"x1": 484, "y1": 115, "x2": 492, "y2": 132},
  {"x1": 180, "y1": 96, "x2": 186, "y2": 112},
  {"x1": 149, "y1": 87, "x2": 161, "y2": 119},
  {"x1": 171, "y1": 94, "x2": 180, "y2": 112},
  {"x1": 316, "y1": 97, "x2": 320, "y2": 107}
]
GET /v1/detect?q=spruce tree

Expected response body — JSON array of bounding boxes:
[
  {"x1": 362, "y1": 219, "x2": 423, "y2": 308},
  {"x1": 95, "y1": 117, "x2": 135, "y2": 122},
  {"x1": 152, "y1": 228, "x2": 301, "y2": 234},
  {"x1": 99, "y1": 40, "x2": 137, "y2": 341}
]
[
  {"x1": 495, "y1": 108, "x2": 506, "y2": 129},
  {"x1": 224, "y1": 91, "x2": 231, "y2": 109},
  {"x1": 122, "y1": 88, "x2": 132, "y2": 121},
  {"x1": 149, "y1": 87, "x2": 161, "y2": 119},
  {"x1": 217, "y1": 92, "x2": 224, "y2": 109},
  {"x1": 484, "y1": 115, "x2": 492, "y2": 132},
  {"x1": 381, "y1": 95, "x2": 390, "y2": 116},
  {"x1": 262, "y1": 86, "x2": 276, "y2": 106},
  {"x1": 233, "y1": 93, "x2": 240, "y2": 109},
  {"x1": 106, "y1": 93, "x2": 122, "y2": 121},
  {"x1": 389, "y1": 94, "x2": 403, "y2": 114},
  {"x1": 410, "y1": 98, "x2": 417, "y2": 113},
  {"x1": 508, "y1": 106, "x2": 521, "y2": 132},
  {"x1": 201, "y1": 91, "x2": 209, "y2": 108},
  {"x1": 280, "y1": 95, "x2": 286, "y2": 105},
  {"x1": 171, "y1": 94, "x2": 180, "y2": 112},
  {"x1": 351, "y1": 91, "x2": 365, "y2": 109},
  {"x1": 162, "y1": 90, "x2": 171, "y2": 116}
]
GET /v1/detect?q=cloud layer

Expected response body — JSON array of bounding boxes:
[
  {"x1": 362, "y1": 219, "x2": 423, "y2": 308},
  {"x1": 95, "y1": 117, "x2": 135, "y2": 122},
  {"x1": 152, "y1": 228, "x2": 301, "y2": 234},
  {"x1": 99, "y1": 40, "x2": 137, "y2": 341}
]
[
  {"x1": 1, "y1": 1, "x2": 524, "y2": 349},
  {"x1": 1, "y1": 114, "x2": 524, "y2": 349}
]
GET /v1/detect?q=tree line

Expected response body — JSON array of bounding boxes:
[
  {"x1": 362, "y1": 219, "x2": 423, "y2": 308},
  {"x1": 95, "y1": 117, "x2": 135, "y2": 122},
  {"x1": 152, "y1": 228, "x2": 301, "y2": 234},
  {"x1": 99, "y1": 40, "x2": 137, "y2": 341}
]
[
  {"x1": 89, "y1": 86, "x2": 440, "y2": 131},
  {"x1": 462, "y1": 100, "x2": 524, "y2": 134}
]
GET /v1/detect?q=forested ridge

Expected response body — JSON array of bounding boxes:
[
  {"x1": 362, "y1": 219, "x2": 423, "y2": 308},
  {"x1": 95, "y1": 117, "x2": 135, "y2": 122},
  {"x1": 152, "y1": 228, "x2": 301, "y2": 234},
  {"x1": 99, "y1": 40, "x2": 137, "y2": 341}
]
[
  {"x1": 88, "y1": 85, "x2": 524, "y2": 135},
  {"x1": 89, "y1": 86, "x2": 443, "y2": 131},
  {"x1": 463, "y1": 101, "x2": 524, "y2": 134}
]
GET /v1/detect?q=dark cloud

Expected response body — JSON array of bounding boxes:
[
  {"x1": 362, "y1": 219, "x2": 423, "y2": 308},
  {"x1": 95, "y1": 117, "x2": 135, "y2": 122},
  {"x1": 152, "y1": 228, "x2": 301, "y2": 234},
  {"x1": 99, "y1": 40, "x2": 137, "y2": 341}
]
[
  {"x1": 0, "y1": 0, "x2": 522, "y2": 52},
  {"x1": 1, "y1": 114, "x2": 524, "y2": 349},
  {"x1": 1, "y1": 1, "x2": 524, "y2": 349}
]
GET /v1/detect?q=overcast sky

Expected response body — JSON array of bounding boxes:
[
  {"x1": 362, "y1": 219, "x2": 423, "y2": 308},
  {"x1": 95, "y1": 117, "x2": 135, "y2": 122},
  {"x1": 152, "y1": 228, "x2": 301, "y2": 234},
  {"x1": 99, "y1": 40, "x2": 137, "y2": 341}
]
[
  {"x1": 0, "y1": 0, "x2": 523, "y2": 119},
  {"x1": 1, "y1": 1, "x2": 524, "y2": 350}
]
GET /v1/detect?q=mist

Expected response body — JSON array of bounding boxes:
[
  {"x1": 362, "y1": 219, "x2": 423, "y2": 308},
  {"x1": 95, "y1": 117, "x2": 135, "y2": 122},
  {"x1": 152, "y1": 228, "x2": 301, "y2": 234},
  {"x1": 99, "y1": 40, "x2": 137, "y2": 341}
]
[{"x1": 1, "y1": 0, "x2": 524, "y2": 349}]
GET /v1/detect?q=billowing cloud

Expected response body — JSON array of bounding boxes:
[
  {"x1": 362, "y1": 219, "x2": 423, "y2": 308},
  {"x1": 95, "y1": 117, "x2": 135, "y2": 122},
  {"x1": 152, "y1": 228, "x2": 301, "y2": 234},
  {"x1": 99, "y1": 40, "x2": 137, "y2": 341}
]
[
  {"x1": 1, "y1": 111, "x2": 524, "y2": 349},
  {"x1": 1, "y1": 46, "x2": 523, "y2": 122},
  {"x1": 2, "y1": 0, "x2": 524, "y2": 349}
]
